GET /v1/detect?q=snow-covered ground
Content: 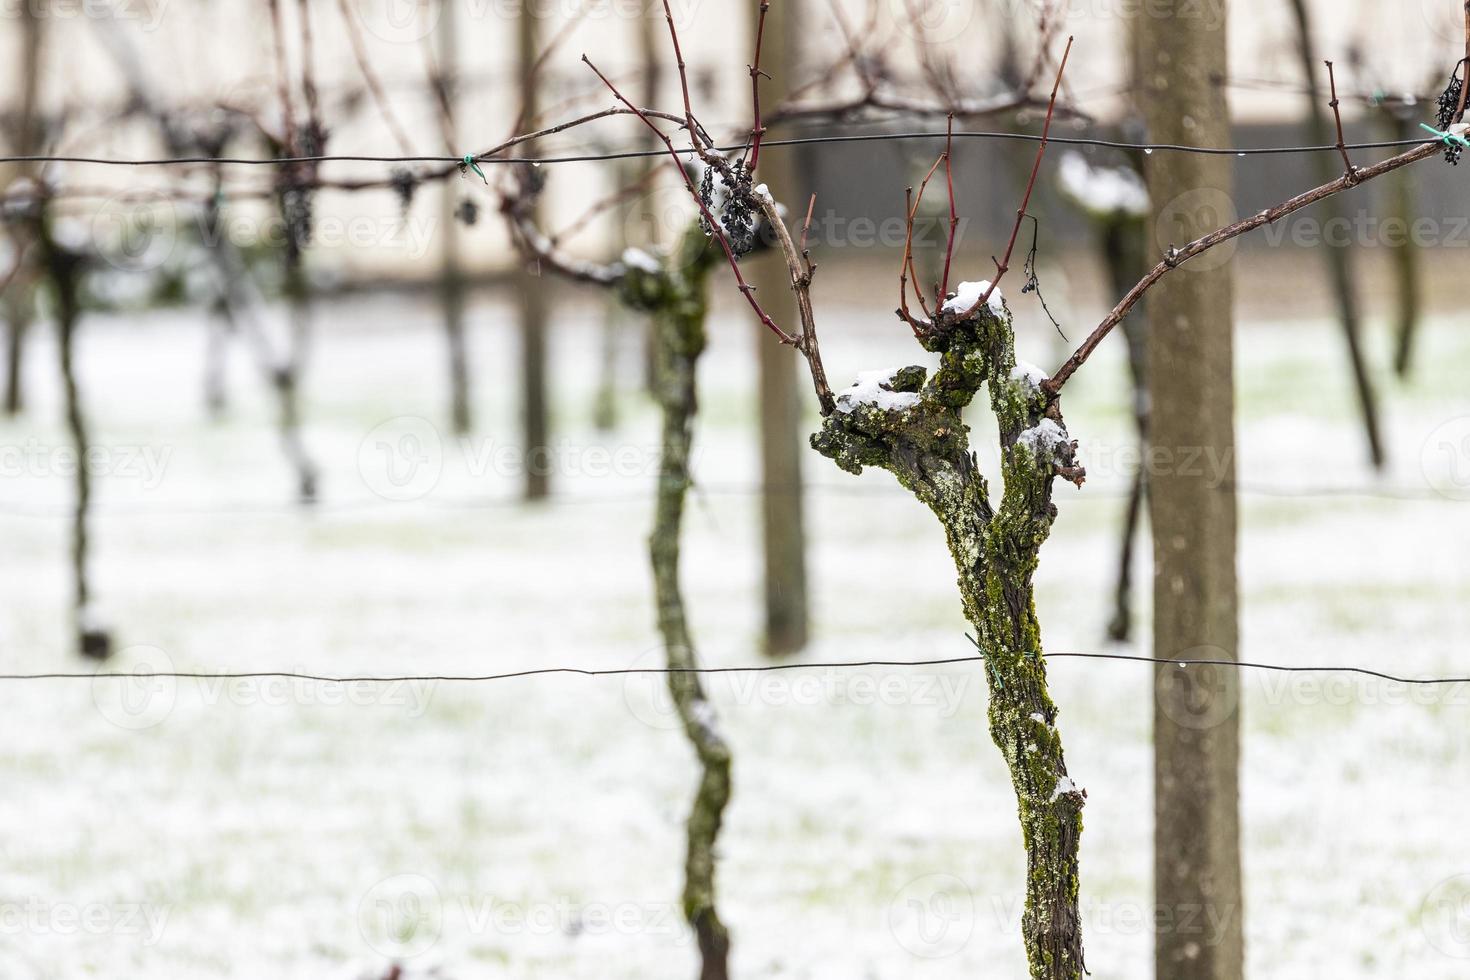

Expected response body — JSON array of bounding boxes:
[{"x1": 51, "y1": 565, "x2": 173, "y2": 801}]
[{"x1": 1, "y1": 259, "x2": 1467, "y2": 979}]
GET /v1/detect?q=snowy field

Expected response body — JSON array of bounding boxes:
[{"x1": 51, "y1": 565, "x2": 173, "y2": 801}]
[{"x1": 1, "y1": 255, "x2": 1468, "y2": 979}]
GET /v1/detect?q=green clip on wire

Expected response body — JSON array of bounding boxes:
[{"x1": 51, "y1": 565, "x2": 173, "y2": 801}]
[
  {"x1": 461, "y1": 154, "x2": 487, "y2": 184},
  {"x1": 1419, "y1": 122, "x2": 1470, "y2": 150},
  {"x1": 965, "y1": 633, "x2": 1005, "y2": 690}
]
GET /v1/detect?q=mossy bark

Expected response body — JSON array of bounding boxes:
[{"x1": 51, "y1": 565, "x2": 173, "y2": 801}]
[
  {"x1": 812, "y1": 303, "x2": 1086, "y2": 978},
  {"x1": 629, "y1": 227, "x2": 733, "y2": 980}
]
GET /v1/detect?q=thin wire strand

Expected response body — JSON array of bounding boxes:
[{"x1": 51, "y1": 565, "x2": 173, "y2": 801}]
[
  {"x1": 0, "y1": 131, "x2": 1436, "y2": 169},
  {"x1": 10, "y1": 651, "x2": 1468, "y2": 686},
  {"x1": 0, "y1": 481, "x2": 1452, "y2": 520}
]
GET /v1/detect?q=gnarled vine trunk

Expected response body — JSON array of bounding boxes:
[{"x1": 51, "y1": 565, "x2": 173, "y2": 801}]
[
  {"x1": 813, "y1": 300, "x2": 1086, "y2": 978},
  {"x1": 633, "y1": 229, "x2": 732, "y2": 980}
]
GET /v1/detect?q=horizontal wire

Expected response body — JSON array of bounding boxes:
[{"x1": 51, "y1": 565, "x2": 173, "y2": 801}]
[
  {"x1": 0, "y1": 480, "x2": 1451, "y2": 520},
  {"x1": 7, "y1": 651, "x2": 1467, "y2": 686},
  {"x1": 0, "y1": 131, "x2": 1437, "y2": 169}
]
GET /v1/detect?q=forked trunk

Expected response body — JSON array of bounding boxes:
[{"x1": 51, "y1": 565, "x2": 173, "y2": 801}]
[{"x1": 813, "y1": 300, "x2": 1086, "y2": 978}]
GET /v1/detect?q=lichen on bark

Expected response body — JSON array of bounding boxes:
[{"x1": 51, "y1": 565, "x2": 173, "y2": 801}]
[
  {"x1": 812, "y1": 300, "x2": 1088, "y2": 979},
  {"x1": 629, "y1": 224, "x2": 734, "y2": 980}
]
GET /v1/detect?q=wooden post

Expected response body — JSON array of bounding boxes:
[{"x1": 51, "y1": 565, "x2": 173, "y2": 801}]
[
  {"x1": 747, "y1": 0, "x2": 809, "y2": 656},
  {"x1": 439, "y1": 0, "x2": 472, "y2": 434},
  {"x1": 517, "y1": 2, "x2": 551, "y2": 500},
  {"x1": 1135, "y1": 4, "x2": 1245, "y2": 978}
]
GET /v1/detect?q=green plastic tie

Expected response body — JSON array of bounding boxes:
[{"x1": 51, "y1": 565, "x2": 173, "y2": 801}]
[
  {"x1": 1419, "y1": 122, "x2": 1470, "y2": 149},
  {"x1": 461, "y1": 154, "x2": 487, "y2": 184}
]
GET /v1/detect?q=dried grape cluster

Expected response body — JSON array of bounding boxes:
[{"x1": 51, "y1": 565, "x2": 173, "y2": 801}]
[
  {"x1": 699, "y1": 158, "x2": 758, "y2": 256},
  {"x1": 1436, "y1": 64, "x2": 1465, "y2": 165}
]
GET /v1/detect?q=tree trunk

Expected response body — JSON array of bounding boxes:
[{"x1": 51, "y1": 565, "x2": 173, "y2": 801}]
[
  {"x1": 1135, "y1": 4, "x2": 1245, "y2": 979},
  {"x1": 516, "y1": 4, "x2": 551, "y2": 501},
  {"x1": 749, "y1": 0, "x2": 809, "y2": 656},
  {"x1": 1286, "y1": 0, "x2": 1384, "y2": 468},
  {"x1": 1100, "y1": 215, "x2": 1149, "y2": 643},
  {"x1": 279, "y1": 254, "x2": 319, "y2": 505},
  {"x1": 637, "y1": 227, "x2": 732, "y2": 980},
  {"x1": 1383, "y1": 111, "x2": 1422, "y2": 378},
  {"x1": 438, "y1": 0, "x2": 472, "y2": 434},
  {"x1": 813, "y1": 303, "x2": 1087, "y2": 978},
  {"x1": 36, "y1": 217, "x2": 112, "y2": 661}
]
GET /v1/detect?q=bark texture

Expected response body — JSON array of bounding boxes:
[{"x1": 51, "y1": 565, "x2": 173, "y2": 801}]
[
  {"x1": 437, "y1": 0, "x2": 472, "y2": 435},
  {"x1": 1136, "y1": 3, "x2": 1245, "y2": 978},
  {"x1": 627, "y1": 226, "x2": 732, "y2": 980},
  {"x1": 516, "y1": 5, "x2": 551, "y2": 500},
  {"x1": 812, "y1": 301, "x2": 1086, "y2": 978}
]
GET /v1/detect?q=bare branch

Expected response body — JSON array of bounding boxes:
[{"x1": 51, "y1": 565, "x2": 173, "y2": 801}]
[
  {"x1": 582, "y1": 54, "x2": 799, "y2": 347},
  {"x1": 957, "y1": 35, "x2": 1074, "y2": 320},
  {"x1": 1045, "y1": 140, "x2": 1442, "y2": 395},
  {"x1": 1324, "y1": 60, "x2": 1358, "y2": 181}
]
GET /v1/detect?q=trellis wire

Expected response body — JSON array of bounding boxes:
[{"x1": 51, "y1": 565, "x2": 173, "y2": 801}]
[
  {"x1": 0, "y1": 480, "x2": 1454, "y2": 520},
  {"x1": 0, "y1": 131, "x2": 1438, "y2": 170},
  {"x1": 6, "y1": 650, "x2": 1468, "y2": 686}
]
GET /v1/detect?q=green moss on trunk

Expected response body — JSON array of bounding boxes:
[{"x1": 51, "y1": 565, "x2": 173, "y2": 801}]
[
  {"x1": 812, "y1": 302, "x2": 1087, "y2": 978},
  {"x1": 635, "y1": 226, "x2": 733, "y2": 980}
]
